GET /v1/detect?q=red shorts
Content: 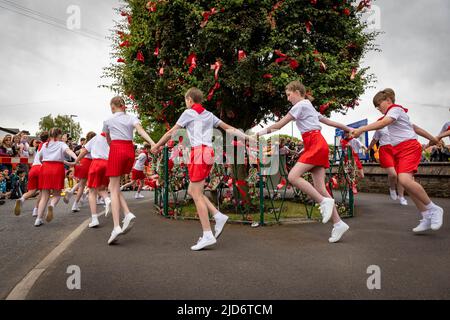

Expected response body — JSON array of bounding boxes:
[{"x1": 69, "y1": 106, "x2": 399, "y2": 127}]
[
  {"x1": 74, "y1": 158, "x2": 92, "y2": 180},
  {"x1": 106, "y1": 140, "x2": 135, "y2": 177},
  {"x1": 145, "y1": 178, "x2": 157, "y2": 189},
  {"x1": 39, "y1": 161, "x2": 65, "y2": 190},
  {"x1": 131, "y1": 168, "x2": 146, "y2": 180},
  {"x1": 188, "y1": 145, "x2": 214, "y2": 182},
  {"x1": 298, "y1": 130, "x2": 330, "y2": 168},
  {"x1": 379, "y1": 145, "x2": 395, "y2": 168},
  {"x1": 392, "y1": 139, "x2": 422, "y2": 174},
  {"x1": 27, "y1": 165, "x2": 41, "y2": 190},
  {"x1": 87, "y1": 159, "x2": 109, "y2": 189}
]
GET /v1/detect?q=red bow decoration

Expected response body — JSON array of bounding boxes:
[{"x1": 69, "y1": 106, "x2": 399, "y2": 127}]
[
  {"x1": 154, "y1": 45, "x2": 159, "y2": 56},
  {"x1": 274, "y1": 50, "x2": 299, "y2": 70},
  {"x1": 136, "y1": 51, "x2": 145, "y2": 63},
  {"x1": 319, "y1": 101, "x2": 332, "y2": 114},
  {"x1": 117, "y1": 58, "x2": 126, "y2": 63},
  {"x1": 207, "y1": 82, "x2": 221, "y2": 101},
  {"x1": 277, "y1": 178, "x2": 287, "y2": 190},
  {"x1": 119, "y1": 40, "x2": 130, "y2": 48},
  {"x1": 186, "y1": 53, "x2": 197, "y2": 74},
  {"x1": 227, "y1": 178, "x2": 248, "y2": 199},
  {"x1": 238, "y1": 50, "x2": 247, "y2": 61},
  {"x1": 210, "y1": 60, "x2": 222, "y2": 81},
  {"x1": 268, "y1": 0, "x2": 285, "y2": 29},
  {"x1": 305, "y1": 21, "x2": 312, "y2": 34},
  {"x1": 200, "y1": 8, "x2": 218, "y2": 28},
  {"x1": 343, "y1": 8, "x2": 351, "y2": 16}
]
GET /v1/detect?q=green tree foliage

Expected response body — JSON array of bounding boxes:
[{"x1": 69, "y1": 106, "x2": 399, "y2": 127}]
[
  {"x1": 38, "y1": 114, "x2": 82, "y2": 141},
  {"x1": 103, "y1": 0, "x2": 378, "y2": 136}
]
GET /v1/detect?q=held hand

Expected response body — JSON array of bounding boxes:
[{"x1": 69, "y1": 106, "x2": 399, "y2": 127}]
[
  {"x1": 150, "y1": 147, "x2": 159, "y2": 155},
  {"x1": 351, "y1": 129, "x2": 362, "y2": 138}
]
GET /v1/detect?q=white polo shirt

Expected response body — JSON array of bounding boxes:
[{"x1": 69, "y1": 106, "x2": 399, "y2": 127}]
[
  {"x1": 176, "y1": 109, "x2": 222, "y2": 147},
  {"x1": 103, "y1": 112, "x2": 141, "y2": 141},
  {"x1": 84, "y1": 135, "x2": 109, "y2": 160},
  {"x1": 373, "y1": 127, "x2": 392, "y2": 146},
  {"x1": 32, "y1": 148, "x2": 42, "y2": 166},
  {"x1": 133, "y1": 153, "x2": 148, "y2": 171},
  {"x1": 385, "y1": 107, "x2": 417, "y2": 146},
  {"x1": 40, "y1": 141, "x2": 69, "y2": 162},
  {"x1": 349, "y1": 138, "x2": 364, "y2": 154},
  {"x1": 288, "y1": 99, "x2": 323, "y2": 134}
]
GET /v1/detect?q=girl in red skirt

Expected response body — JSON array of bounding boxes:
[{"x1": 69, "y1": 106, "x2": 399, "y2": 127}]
[
  {"x1": 120, "y1": 144, "x2": 151, "y2": 199},
  {"x1": 152, "y1": 88, "x2": 250, "y2": 251},
  {"x1": 35, "y1": 128, "x2": 78, "y2": 227},
  {"x1": 66, "y1": 131, "x2": 95, "y2": 212},
  {"x1": 14, "y1": 131, "x2": 49, "y2": 216},
  {"x1": 71, "y1": 132, "x2": 111, "y2": 228},
  {"x1": 352, "y1": 89, "x2": 443, "y2": 233},
  {"x1": 341, "y1": 132, "x2": 368, "y2": 178},
  {"x1": 256, "y1": 81, "x2": 353, "y2": 243},
  {"x1": 369, "y1": 127, "x2": 407, "y2": 205},
  {"x1": 103, "y1": 96, "x2": 156, "y2": 244}
]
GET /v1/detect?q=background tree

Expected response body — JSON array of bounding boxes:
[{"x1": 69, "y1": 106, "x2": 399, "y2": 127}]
[
  {"x1": 103, "y1": 0, "x2": 378, "y2": 138},
  {"x1": 38, "y1": 114, "x2": 82, "y2": 141}
]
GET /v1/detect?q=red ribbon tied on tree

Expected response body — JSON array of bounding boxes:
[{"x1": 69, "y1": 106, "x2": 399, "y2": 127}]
[
  {"x1": 319, "y1": 101, "x2": 332, "y2": 114},
  {"x1": 274, "y1": 50, "x2": 299, "y2": 70},
  {"x1": 119, "y1": 40, "x2": 130, "y2": 48},
  {"x1": 117, "y1": 58, "x2": 126, "y2": 63},
  {"x1": 238, "y1": 50, "x2": 247, "y2": 61},
  {"x1": 305, "y1": 21, "x2": 312, "y2": 34},
  {"x1": 207, "y1": 82, "x2": 221, "y2": 101},
  {"x1": 210, "y1": 61, "x2": 222, "y2": 81},
  {"x1": 154, "y1": 45, "x2": 159, "y2": 56},
  {"x1": 136, "y1": 51, "x2": 145, "y2": 63},
  {"x1": 277, "y1": 178, "x2": 287, "y2": 190},
  {"x1": 186, "y1": 53, "x2": 197, "y2": 74},
  {"x1": 227, "y1": 178, "x2": 248, "y2": 199},
  {"x1": 200, "y1": 8, "x2": 218, "y2": 28}
]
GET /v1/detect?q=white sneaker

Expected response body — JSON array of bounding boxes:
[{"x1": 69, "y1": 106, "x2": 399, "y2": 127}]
[
  {"x1": 214, "y1": 214, "x2": 229, "y2": 239},
  {"x1": 104, "y1": 197, "x2": 112, "y2": 217},
  {"x1": 71, "y1": 202, "x2": 80, "y2": 212},
  {"x1": 389, "y1": 189, "x2": 398, "y2": 201},
  {"x1": 120, "y1": 186, "x2": 125, "y2": 191},
  {"x1": 429, "y1": 206, "x2": 444, "y2": 231},
  {"x1": 319, "y1": 198, "x2": 334, "y2": 224},
  {"x1": 328, "y1": 221, "x2": 350, "y2": 243},
  {"x1": 63, "y1": 191, "x2": 73, "y2": 204},
  {"x1": 89, "y1": 216, "x2": 99, "y2": 228},
  {"x1": 107, "y1": 227, "x2": 122, "y2": 245},
  {"x1": 34, "y1": 218, "x2": 44, "y2": 227},
  {"x1": 121, "y1": 213, "x2": 136, "y2": 234},
  {"x1": 413, "y1": 218, "x2": 431, "y2": 233},
  {"x1": 399, "y1": 197, "x2": 408, "y2": 206},
  {"x1": 32, "y1": 208, "x2": 38, "y2": 217},
  {"x1": 190, "y1": 236, "x2": 217, "y2": 251},
  {"x1": 45, "y1": 205, "x2": 54, "y2": 222},
  {"x1": 134, "y1": 193, "x2": 144, "y2": 199},
  {"x1": 14, "y1": 199, "x2": 22, "y2": 216}
]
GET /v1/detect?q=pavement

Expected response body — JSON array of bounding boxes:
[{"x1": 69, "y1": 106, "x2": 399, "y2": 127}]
[{"x1": 2, "y1": 191, "x2": 446, "y2": 300}]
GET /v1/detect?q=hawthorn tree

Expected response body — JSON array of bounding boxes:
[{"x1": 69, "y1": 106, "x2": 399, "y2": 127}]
[{"x1": 103, "y1": 0, "x2": 378, "y2": 136}]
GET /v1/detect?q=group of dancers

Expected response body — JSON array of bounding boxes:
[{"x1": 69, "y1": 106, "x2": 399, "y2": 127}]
[{"x1": 13, "y1": 82, "x2": 449, "y2": 250}]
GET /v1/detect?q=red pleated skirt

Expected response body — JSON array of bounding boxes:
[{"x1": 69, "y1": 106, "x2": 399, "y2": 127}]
[
  {"x1": 131, "y1": 169, "x2": 146, "y2": 180},
  {"x1": 28, "y1": 164, "x2": 41, "y2": 190},
  {"x1": 106, "y1": 140, "x2": 135, "y2": 177},
  {"x1": 39, "y1": 161, "x2": 65, "y2": 190},
  {"x1": 379, "y1": 145, "x2": 395, "y2": 168},
  {"x1": 87, "y1": 159, "x2": 109, "y2": 188},
  {"x1": 298, "y1": 130, "x2": 330, "y2": 168},
  {"x1": 74, "y1": 158, "x2": 92, "y2": 179},
  {"x1": 392, "y1": 139, "x2": 422, "y2": 174},
  {"x1": 188, "y1": 145, "x2": 214, "y2": 182}
]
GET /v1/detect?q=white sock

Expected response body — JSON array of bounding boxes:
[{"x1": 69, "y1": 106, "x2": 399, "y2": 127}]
[
  {"x1": 425, "y1": 202, "x2": 436, "y2": 210},
  {"x1": 114, "y1": 226, "x2": 122, "y2": 233},
  {"x1": 203, "y1": 230, "x2": 214, "y2": 239},
  {"x1": 91, "y1": 214, "x2": 98, "y2": 219}
]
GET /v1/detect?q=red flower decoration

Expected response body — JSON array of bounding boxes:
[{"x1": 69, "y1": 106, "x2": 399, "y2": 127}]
[
  {"x1": 136, "y1": 51, "x2": 145, "y2": 62},
  {"x1": 238, "y1": 50, "x2": 247, "y2": 61}
]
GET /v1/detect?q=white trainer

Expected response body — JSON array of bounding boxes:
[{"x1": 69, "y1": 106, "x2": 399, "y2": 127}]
[
  {"x1": 71, "y1": 202, "x2": 80, "y2": 212},
  {"x1": 191, "y1": 236, "x2": 217, "y2": 251},
  {"x1": 134, "y1": 193, "x2": 145, "y2": 199},
  {"x1": 319, "y1": 198, "x2": 335, "y2": 224},
  {"x1": 34, "y1": 218, "x2": 44, "y2": 227},
  {"x1": 413, "y1": 218, "x2": 431, "y2": 233},
  {"x1": 107, "y1": 227, "x2": 122, "y2": 245},
  {"x1": 328, "y1": 221, "x2": 350, "y2": 243},
  {"x1": 32, "y1": 208, "x2": 38, "y2": 217},
  {"x1": 121, "y1": 213, "x2": 136, "y2": 234},
  {"x1": 399, "y1": 197, "x2": 408, "y2": 206},
  {"x1": 104, "y1": 197, "x2": 112, "y2": 217},
  {"x1": 429, "y1": 206, "x2": 444, "y2": 231},
  {"x1": 14, "y1": 199, "x2": 22, "y2": 216},
  {"x1": 389, "y1": 189, "x2": 398, "y2": 201},
  {"x1": 89, "y1": 216, "x2": 100, "y2": 228},
  {"x1": 214, "y1": 214, "x2": 229, "y2": 239},
  {"x1": 45, "y1": 205, "x2": 54, "y2": 222}
]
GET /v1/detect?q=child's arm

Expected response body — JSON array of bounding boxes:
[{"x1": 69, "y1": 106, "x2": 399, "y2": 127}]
[
  {"x1": 352, "y1": 118, "x2": 394, "y2": 138},
  {"x1": 73, "y1": 148, "x2": 89, "y2": 165},
  {"x1": 368, "y1": 138, "x2": 378, "y2": 150},
  {"x1": 437, "y1": 129, "x2": 450, "y2": 140},
  {"x1": 319, "y1": 117, "x2": 353, "y2": 132},
  {"x1": 64, "y1": 148, "x2": 78, "y2": 161},
  {"x1": 134, "y1": 123, "x2": 156, "y2": 147},
  {"x1": 256, "y1": 114, "x2": 294, "y2": 137},
  {"x1": 151, "y1": 125, "x2": 182, "y2": 153},
  {"x1": 413, "y1": 124, "x2": 439, "y2": 145}
]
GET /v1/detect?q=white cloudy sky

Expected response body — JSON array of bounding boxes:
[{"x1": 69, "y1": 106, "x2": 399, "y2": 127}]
[{"x1": 0, "y1": 0, "x2": 449, "y2": 144}]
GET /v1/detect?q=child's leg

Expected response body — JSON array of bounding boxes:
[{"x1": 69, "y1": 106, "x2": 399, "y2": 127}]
[
  {"x1": 398, "y1": 173, "x2": 431, "y2": 206},
  {"x1": 74, "y1": 179, "x2": 87, "y2": 204},
  {"x1": 37, "y1": 190, "x2": 50, "y2": 219},
  {"x1": 137, "y1": 179, "x2": 144, "y2": 194},
  {"x1": 287, "y1": 163, "x2": 325, "y2": 203},
  {"x1": 98, "y1": 188, "x2": 109, "y2": 201},
  {"x1": 203, "y1": 195, "x2": 219, "y2": 216},
  {"x1": 109, "y1": 177, "x2": 122, "y2": 228},
  {"x1": 89, "y1": 188, "x2": 98, "y2": 215},
  {"x1": 385, "y1": 167, "x2": 398, "y2": 190},
  {"x1": 188, "y1": 181, "x2": 211, "y2": 232},
  {"x1": 311, "y1": 166, "x2": 341, "y2": 224},
  {"x1": 121, "y1": 179, "x2": 136, "y2": 190},
  {"x1": 397, "y1": 183, "x2": 405, "y2": 198},
  {"x1": 22, "y1": 189, "x2": 37, "y2": 201},
  {"x1": 50, "y1": 192, "x2": 61, "y2": 207}
]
